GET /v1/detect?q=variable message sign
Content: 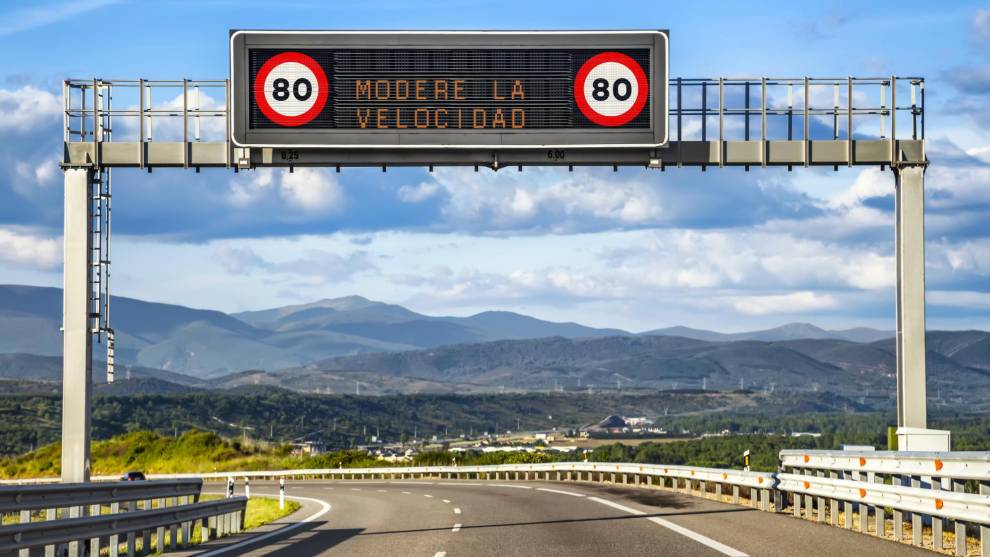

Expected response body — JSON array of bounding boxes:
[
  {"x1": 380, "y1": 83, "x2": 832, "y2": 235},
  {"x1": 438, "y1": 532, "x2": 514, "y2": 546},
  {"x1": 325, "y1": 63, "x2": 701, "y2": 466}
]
[{"x1": 230, "y1": 31, "x2": 668, "y2": 149}]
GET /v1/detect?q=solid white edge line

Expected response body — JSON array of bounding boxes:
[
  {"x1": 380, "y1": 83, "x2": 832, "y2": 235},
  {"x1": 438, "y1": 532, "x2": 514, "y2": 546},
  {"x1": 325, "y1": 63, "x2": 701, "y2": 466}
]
[
  {"x1": 196, "y1": 493, "x2": 332, "y2": 557},
  {"x1": 442, "y1": 499, "x2": 451, "y2": 504},
  {"x1": 535, "y1": 487, "x2": 586, "y2": 497},
  {"x1": 451, "y1": 523, "x2": 462, "y2": 533},
  {"x1": 587, "y1": 497, "x2": 748, "y2": 557},
  {"x1": 433, "y1": 552, "x2": 447, "y2": 557},
  {"x1": 453, "y1": 508, "x2": 461, "y2": 514},
  {"x1": 490, "y1": 484, "x2": 532, "y2": 490}
]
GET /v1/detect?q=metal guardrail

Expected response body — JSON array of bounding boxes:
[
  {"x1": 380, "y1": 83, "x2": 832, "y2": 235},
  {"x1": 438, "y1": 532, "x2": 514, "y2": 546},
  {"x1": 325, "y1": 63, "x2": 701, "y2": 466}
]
[
  {"x1": 0, "y1": 498, "x2": 247, "y2": 555},
  {"x1": 0, "y1": 481, "x2": 246, "y2": 557},
  {"x1": 0, "y1": 479, "x2": 202, "y2": 513},
  {"x1": 146, "y1": 455, "x2": 986, "y2": 554},
  {"x1": 780, "y1": 450, "x2": 990, "y2": 556},
  {"x1": 780, "y1": 449, "x2": 990, "y2": 479},
  {"x1": 3, "y1": 452, "x2": 986, "y2": 555}
]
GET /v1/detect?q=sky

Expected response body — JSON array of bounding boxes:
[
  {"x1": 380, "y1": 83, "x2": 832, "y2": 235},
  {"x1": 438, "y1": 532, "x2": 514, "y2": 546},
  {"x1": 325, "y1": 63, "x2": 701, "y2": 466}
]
[{"x1": 0, "y1": 0, "x2": 988, "y2": 333}]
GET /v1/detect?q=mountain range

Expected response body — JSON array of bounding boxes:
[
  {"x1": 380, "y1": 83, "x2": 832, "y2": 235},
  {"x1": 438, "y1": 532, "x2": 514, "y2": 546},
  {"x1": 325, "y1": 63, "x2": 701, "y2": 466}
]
[{"x1": 1, "y1": 284, "x2": 987, "y2": 408}]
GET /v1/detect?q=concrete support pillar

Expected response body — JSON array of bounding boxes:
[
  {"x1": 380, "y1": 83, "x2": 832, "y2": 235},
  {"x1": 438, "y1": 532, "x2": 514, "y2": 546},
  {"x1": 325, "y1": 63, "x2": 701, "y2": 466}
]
[
  {"x1": 61, "y1": 167, "x2": 93, "y2": 483},
  {"x1": 894, "y1": 165, "x2": 928, "y2": 428}
]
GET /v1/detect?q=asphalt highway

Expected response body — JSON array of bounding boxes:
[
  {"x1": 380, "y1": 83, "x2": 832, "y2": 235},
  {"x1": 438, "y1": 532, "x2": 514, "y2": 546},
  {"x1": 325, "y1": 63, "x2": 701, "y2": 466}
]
[{"x1": 191, "y1": 479, "x2": 935, "y2": 557}]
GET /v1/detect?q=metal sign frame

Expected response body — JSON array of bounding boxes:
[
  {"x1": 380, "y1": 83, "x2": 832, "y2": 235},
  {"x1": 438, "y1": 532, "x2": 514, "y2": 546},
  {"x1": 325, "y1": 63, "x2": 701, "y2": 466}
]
[
  {"x1": 229, "y1": 30, "x2": 669, "y2": 149},
  {"x1": 58, "y1": 35, "x2": 934, "y2": 485}
]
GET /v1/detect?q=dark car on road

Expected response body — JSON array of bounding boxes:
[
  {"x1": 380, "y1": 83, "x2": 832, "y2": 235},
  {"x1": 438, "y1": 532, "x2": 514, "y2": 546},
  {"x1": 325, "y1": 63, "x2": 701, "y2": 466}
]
[{"x1": 121, "y1": 471, "x2": 146, "y2": 481}]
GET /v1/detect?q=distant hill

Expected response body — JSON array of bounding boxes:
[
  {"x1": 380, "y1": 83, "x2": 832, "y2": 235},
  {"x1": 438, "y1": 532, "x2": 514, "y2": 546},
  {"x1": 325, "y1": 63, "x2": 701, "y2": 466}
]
[
  {"x1": 0, "y1": 285, "x2": 629, "y2": 377},
  {"x1": 279, "y1": 332, "x2": 990, "y2": 404},
  {"x1": 642, "y1": 322, "x2": 892, "y2": 343},
  {"x1": 2, "y1": 284, "x2": 983, "y2": 398}
]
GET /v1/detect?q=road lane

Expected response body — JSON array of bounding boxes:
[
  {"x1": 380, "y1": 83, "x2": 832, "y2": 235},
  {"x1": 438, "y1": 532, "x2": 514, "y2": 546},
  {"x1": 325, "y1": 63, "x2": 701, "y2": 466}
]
[{"x1": 192, "y1": 479, "x2": 936, "y2": 557}]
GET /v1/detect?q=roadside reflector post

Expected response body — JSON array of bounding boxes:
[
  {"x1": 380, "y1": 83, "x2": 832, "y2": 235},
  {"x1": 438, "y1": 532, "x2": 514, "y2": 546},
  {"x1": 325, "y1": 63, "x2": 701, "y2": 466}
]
[
  {"x1": 279, "y1": 478, "x2": 285, "y2": 510},
  {"x1": 245, "y1": 477, "x2": 251, "y2": 499},
  {"x1": 226, "y1": 476, "x2": 234, "y2": 499}
]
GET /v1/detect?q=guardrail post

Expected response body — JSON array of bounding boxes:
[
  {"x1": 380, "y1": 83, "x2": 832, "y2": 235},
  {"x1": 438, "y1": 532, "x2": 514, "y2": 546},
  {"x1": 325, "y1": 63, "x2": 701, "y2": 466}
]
[
  {"x1": 156, "y1": 523, "x2": 165, "y2": 553},
  {"x1": 829, "y1": 471, "x2": 839, "y2": 526},
  {"x1": 817, "y1": 471, "x2": 826, "y2": 523},
  {"x1": 89, "y1": 504, "x2": 101, "y2": 556},
  {"x1": 732, "y1": 484, "x2": 739, "y2": 504},
  {"x1": 981, "y1": 481, "x2": 989, "y2": 557},
  {"x1": 793, "y1": 488, "x2": 802, "y2": 517},
  {"x1": 109, "y1": 501, "x2": 120, "y2": 557},
  {"x1": 169, "y1": 522, "x2": 178, "y2": 550},
  {"x1": 954, "y1": 479, "x2": 966, "y2": 556},
  {"x1": 911, "y1": 476, "x2": 922, "y2": 545},
  {"x1": 932, "y1": 478, "x2": 944, "y2": 547},
  {"x1": 875, "y1": 475, "x2": 885, "y2": 535}
]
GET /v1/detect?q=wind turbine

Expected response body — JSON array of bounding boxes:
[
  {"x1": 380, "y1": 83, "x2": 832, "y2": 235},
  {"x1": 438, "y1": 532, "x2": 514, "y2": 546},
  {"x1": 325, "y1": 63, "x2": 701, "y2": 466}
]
[{"x1": 612, "y1": 373, "x2": 634, "y2": 391}]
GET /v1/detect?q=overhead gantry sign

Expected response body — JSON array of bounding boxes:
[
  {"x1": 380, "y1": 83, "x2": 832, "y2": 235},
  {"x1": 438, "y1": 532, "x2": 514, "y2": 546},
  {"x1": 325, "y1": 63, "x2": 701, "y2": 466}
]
[{"x1": 59, "y1": 30, "x2": 932, "y2": 484}]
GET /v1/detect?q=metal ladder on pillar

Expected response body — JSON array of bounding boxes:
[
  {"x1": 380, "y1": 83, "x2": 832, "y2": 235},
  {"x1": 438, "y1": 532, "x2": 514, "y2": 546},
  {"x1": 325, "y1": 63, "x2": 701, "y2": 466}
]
[{"x1": 88, "y1": 81, "x2": 115, "y2": 383}]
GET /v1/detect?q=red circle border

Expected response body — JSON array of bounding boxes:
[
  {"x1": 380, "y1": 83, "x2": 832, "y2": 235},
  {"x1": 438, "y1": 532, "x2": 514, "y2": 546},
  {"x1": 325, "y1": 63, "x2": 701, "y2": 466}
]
[
  {"x1": 574, "y1": 52, "x2": 649, "y2": 127},
  {"x1": 254, "y1": 52, "x2": 329, "y2": 127}
]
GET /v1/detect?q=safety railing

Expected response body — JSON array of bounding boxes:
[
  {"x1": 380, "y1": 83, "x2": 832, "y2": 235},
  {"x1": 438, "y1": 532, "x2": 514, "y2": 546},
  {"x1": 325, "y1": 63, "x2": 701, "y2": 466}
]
[
  {"x1": 0, "y1": 480, "x2": 246, "y2": 556},
  {"x1": 62, "y1": 76, "x2": 926, "y2": 169},
  {"x1": 780, "y1": 450, "x2": 990, "y2": 556},
  {"x1": 145, "y1": 453, "x2": 985, "y2": 555},
  {"x1": 5, "y1": 451, "x2": 985, "y2": 555}
]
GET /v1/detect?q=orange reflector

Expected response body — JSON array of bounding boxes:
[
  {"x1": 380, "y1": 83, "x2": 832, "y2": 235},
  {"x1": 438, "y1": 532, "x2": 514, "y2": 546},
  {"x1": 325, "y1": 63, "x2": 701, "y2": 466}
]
[
  {"x1": 723, "y1": 473, "x2": 729, "y2": 480},
  {"x1": 690, "y1": 470, "x2": 695, "y2": 476},
  {"x1": 935, "y1": 499, "x2": 944, "y2": 510},
  {"x1": 803, "y1": 454, "x2": 810, "y2": 463},
  {"x1": 858, "y1": 488, "x2": 866, "y2": 498},
  {"x1": 758, "y1": 477, "x2": 765, "y2": 484},
  {"x1": 935, "y1": 459, "x2": 944, "y2": 471},
  {"x1": 803, "y1": 480, "x2": 810, "y2": 489},
  {"x1": 858, "y1": 457, "x2": 866, "y2": 467},
  {"x1": 663, "y1": 468, "x2": 669, "y2": 473}
]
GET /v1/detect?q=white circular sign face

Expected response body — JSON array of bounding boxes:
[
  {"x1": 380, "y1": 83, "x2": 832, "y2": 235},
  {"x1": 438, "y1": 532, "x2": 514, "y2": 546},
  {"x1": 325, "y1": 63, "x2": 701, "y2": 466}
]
[
  {"x1": 263, "y1": 61, "x2": 319, "y2": 118},
  {"x1": 254, "y1": 51, "x2": 329, "y2": 127},
  {"x1": 574, "y1": 52, "x2": 649, "y2": 127},
  {"x1": 581, "y1": 61, "x2": 640, "y2": 117}
]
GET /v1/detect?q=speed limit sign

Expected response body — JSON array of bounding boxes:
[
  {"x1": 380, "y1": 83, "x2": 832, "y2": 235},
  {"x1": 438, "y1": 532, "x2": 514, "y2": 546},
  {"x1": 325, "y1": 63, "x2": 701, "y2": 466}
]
[
  {"x1": 574, "y1": 52, "x2": 649, "y2": 127},
  {"x1": 254, "y1": 51, "x2": 329, "y2": 127}
]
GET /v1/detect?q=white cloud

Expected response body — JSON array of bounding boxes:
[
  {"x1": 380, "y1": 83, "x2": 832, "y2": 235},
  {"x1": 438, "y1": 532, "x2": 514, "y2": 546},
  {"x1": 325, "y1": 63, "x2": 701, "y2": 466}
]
[
  {"x1": 0, "y1": 228, "x2": 61, "y2": 271},
  {"x1": 14, "y1": 159, "x2": 58, "y2": 188},
  {"x1": 727, "y1": 291, "x2": 838, "y2": 316},
  {"x1": 226, "y1": 167, "x2": 343, "y2": 212},
  {"x1": 0, "y1": 86, "x2": 61, "y2": 133},
  {"x1": 929, "y1": 290, "x2": 990, "y2": 310},
  {"x1": 420, "y1": 167, "x2": 664, "y2": 230},
  {"x1": 398, "y1": 181, "x2": 441, "y2": 203},
  {"x1": 280, "y1": 168, "x2": 343, "y2": 212}
]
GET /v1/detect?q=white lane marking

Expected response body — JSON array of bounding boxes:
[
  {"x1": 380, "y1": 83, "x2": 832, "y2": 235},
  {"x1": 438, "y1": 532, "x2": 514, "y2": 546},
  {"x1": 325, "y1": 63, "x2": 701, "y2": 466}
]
[
  {"x1": 434, "y1": 552, "x2": 446, "y2": 557},
  {"x1": 453, "y1": 508, "x2": 461, "y2": 514},
  {"x1": 451, "y1": 523, "x2": 462, "y2": 533},
  {"x1": 424, "y1": 494, "x2": 433, "y2": 498},
  {"x1": 442, "y1": 499, "x2": 451, "y2": 504},
  {"x1": 377, "y1": 489, "x2": 387, "y2": 493},
  {"x1": 587, "y1": 497, "x2": 748, "y2": 557},
  {"x1": 196, "y1": 493, "x2": 331, "y2": 557},
  {"x1": 490, "y1": 484, "x2": 532, "y2": 489},
  {"x1": 402, "y1": 491, "x2": 412, "y2": 495},
  {"x1": 437, "y1": 482, "x2": 481, "y2": 486},
  {"x1": 351, "y1": 488, "x2": 361, "y2": 491},
  {"x1": 324, "y1": 487, "x2": 334, "y2": 490},
  {"x1": 536, "y1": 487, "x2": 585, "y2": 497},
  {"x1": 392, "y1": 481, "x2": 435, "y2": 485}
]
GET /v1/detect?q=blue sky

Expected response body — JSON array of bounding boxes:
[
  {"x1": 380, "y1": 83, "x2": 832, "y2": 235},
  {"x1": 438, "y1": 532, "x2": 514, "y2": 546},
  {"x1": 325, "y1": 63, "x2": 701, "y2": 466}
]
[{"x1": 1, "y1": 0, "x2": 988, "y2": 332}]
